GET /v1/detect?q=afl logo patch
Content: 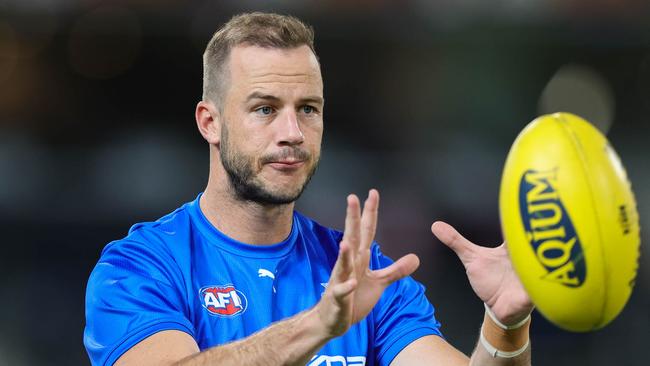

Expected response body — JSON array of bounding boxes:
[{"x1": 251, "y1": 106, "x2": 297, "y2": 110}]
[{"x1": 199, "y1": 284, "x2": 247, "y2": 317}]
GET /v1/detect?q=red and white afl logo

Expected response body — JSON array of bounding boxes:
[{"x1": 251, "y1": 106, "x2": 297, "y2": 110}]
[{"x1": 199, "y1": 285, "x2": 247, "y2": 317}]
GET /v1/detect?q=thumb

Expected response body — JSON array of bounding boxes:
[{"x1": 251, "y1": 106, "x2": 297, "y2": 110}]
[
  {"x1": 431, "y1": 221, "x2": 475, "y2": 263},
  {"x1": 373, "y1": 254, "x2": 420, "y2": 285}
]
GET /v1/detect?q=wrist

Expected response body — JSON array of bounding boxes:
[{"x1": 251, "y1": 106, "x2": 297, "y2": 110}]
[
  {"x1": 479, "y1": 331, "x2": 529, "y2": 358},
  {"x1": 481, "y1": 306, "x2": 531, "y2": 356},
  {"x1": 303, "y1": 306, "x2": 338, "y2": 344},
  {"x1": 484, "y1": 303, "x2": 531, "y2": 330}
]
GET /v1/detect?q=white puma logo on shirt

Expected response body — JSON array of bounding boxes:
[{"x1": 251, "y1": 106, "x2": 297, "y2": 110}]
[{"x1": 258, "y1": 268, "x2": 275, "y2": 280}]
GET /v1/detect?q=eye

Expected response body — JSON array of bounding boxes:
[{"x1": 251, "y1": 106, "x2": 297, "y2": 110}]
[
  {"x1": 255, "y1": 106, "x2": 274, "y2": 116},
  {"x1": 301, "y1": 105, "x2": 316, "y2": 114}
]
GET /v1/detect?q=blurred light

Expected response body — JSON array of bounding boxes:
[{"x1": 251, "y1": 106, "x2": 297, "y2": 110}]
[
  {"x1": 0, "y1": 58, "x2": 38, "y2": 117},
  {"x1": 68, "y1": 6, "x2": 142, "y2": 79},
  {"x1": 538, "y1": 64, "x2": 615, "y2": 134},
  {"x1": 0, "y1": 22, "x2": 19, "y2": 85},
  {"x1": 0, "y1": 11, "x2": 58, "y2": 116}
]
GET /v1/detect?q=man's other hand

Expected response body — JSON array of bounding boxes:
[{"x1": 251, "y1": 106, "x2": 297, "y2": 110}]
[{"x1": 315, "y1": 190, "x2": 420, "y2": 338}]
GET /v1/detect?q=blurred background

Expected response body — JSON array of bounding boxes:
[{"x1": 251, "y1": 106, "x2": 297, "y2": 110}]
[{"x1": 1, "y1": 0, "x2": 649, "y2": 365}]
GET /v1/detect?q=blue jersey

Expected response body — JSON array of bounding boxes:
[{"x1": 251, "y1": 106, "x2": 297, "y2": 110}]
[{"x1": 84, "y1": 194, "x2": 443, "y2": 366}]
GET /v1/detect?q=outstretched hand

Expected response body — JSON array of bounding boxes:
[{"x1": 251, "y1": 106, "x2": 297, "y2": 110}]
[
  {"x1": 316, "y1": 190, "x2": 420, "y2": 338},
  {"x1": 431, "y1": 221, "x2": 534, "y2": 325}
]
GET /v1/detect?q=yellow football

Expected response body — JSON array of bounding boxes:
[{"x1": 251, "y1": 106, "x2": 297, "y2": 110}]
[{"x1": 499, "y1": 112, "x2": 641, "y2": 332}]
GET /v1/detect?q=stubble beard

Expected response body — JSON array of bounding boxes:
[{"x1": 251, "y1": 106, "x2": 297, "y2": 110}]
[{"x1": 219, "y1": 124, "x2": 319, "y2": 205}]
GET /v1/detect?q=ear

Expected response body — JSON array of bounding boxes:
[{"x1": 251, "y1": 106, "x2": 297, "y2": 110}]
[{"x1": 195, "y1": 100, "x2": 221, "y2": 145}]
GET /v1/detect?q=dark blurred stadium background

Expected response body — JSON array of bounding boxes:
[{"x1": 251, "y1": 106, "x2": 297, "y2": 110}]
[{"x1": 1, "y1": 0, "x2": 649, "y2": 365}]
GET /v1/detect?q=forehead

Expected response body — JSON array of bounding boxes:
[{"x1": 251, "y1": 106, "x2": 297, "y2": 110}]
[{"x1": 227, "y1": 44, "x2": 323, "y2": 94}]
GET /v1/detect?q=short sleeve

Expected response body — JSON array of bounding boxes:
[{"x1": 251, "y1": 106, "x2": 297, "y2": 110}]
[
  {"x1": 84, "y1": 239, "x2": 195, "y2": 366},
  {"x1": 370, "y1": 244, "x2": 443, "y2": 366}
]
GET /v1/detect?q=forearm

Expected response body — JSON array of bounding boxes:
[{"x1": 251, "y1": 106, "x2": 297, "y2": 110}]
[
  {"x1": 469, "y1": 311, "x2": 531, "y2": 366},
  {"x1": 176, "y1": 308, "x2": 330, "y2": 366}
]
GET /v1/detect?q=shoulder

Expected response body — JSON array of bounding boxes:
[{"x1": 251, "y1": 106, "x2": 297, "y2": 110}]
[
  {"x1": 109, "y1": 201, "x2": 193, "y2": 251},
  {"x1": 95, "y1": 200, "x2": 195, "y2": 281},
  {"x1": 85, "y1": 201, "x2": 199, "y2": 366}
]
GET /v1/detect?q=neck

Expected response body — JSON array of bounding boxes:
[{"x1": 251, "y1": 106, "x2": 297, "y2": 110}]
[{"x1": 199, "y1": 174, "x2": 295, "y2": 246}]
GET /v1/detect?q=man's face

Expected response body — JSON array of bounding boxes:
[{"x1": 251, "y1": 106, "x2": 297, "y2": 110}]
[{"x1": 218, "y1": 45, "x2": 324, "y2": 205}]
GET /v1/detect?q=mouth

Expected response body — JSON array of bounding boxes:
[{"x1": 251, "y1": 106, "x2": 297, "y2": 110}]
[{"x1": 266, "y1": 160, "x2": 306, "y2": 171}]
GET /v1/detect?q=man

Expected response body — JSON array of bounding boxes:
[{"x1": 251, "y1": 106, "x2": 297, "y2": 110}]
[{"x1": 84, "y1": 12, "x2": 533, "y2": 366}]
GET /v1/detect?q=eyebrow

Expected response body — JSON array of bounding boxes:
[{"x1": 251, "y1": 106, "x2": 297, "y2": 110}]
[
  {"x1": 245, "y1": 91, "x2": 324, "y2": 105},
  {"x1": 246, "y1": 92, "x2": 280, "y2": 103}
]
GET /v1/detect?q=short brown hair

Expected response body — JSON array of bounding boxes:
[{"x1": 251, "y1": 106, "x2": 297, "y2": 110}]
[{"x1": 202, "y1": 12, "x2": 317, "y2": 106}]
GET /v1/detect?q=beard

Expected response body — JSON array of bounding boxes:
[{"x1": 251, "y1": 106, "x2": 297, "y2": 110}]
[{"x1": 219, "y1": 124, "x2": 319, "y2": 205}]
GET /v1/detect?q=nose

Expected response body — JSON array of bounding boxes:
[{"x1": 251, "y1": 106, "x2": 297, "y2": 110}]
[{"x1": 277, "y1": 108, "x2": 304, "y2": 146}]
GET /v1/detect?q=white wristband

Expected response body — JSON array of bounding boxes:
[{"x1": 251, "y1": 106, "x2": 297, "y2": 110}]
[
  {"x1": 484, "y1": 303, "x2": 530, "y2": 330},
  {"x1": 479, "y1": 330, "x2": 530, "y2": 358}
]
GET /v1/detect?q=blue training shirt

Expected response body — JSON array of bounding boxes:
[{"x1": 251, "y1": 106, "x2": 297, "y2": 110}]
[{"x1": 84, "y1": 194, "x2": 443, "y2": 366}]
